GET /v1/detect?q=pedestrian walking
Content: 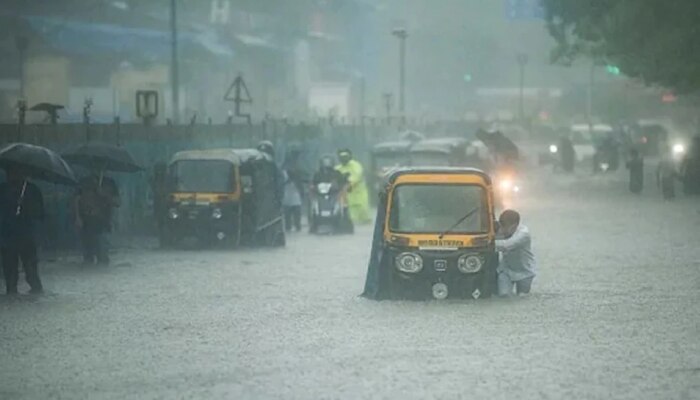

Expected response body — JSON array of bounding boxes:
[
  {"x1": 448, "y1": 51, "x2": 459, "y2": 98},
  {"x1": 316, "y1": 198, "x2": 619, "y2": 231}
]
[
  {"x1": 626, "y1": 149, "x2": 644, "y2": 194},
  {"x1": 74, "y1": 174, "x2": 120, "y2": 265},
  {"x1": 0, "y1": 167, "x2": 44, "y2": 294},
  {"x1": 282, "y1": 169, "x2": 303, "y2": 232},
  {"x1": 495, "y1": 210, "x2": 536, "y2": 297}
]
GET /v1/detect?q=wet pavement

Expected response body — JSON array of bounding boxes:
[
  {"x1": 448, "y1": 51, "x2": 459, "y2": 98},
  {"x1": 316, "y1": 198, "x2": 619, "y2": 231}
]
[{"x1": 1, "y1": 168, "x2": 700, "y2": 399}]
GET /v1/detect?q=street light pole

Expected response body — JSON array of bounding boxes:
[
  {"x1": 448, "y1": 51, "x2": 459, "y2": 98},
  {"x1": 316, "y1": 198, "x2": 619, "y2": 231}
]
[
  {"x1": 516, "y1": 53, "x2": 528, "y2": 123},
  {"x1": 392, "y1": 28, "x2": 408, "y2": 124},
  {"x1": 170, "y1": 0, "x2": 180, "y2": 124}
]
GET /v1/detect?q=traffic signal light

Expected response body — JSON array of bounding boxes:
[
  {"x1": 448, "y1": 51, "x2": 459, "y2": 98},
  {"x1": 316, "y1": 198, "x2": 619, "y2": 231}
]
[
  {"x1": 606, "y1": 65, "x2": 621, "y2": 75},
  {"x1": 463, "y1": 73, "x2": 473, "y2": 83}
]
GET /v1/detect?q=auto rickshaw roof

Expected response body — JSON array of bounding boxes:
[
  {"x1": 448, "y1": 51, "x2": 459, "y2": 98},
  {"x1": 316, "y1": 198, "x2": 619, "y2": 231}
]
[
  {"x1": 383, "y1": 167, "x2": 492, "y2": 185},
  {"x1": 169, "y1": 148, "x2": 271, "y2": 165},
  {"x1": 372, "y1": 141, "x2": 413, "y2": 154},
  {"x1": 409, "y1": 137, "x2": 470, "y2": 154}
]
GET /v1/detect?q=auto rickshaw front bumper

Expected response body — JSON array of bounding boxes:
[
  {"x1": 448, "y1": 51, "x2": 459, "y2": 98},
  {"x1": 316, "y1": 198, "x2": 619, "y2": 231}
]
[
  {"x1": 165, "y1": 203, "x2": 239, "y2": 245},
  {"x1": 387, "y1": 248, "x2": 498, "y2": 300}
]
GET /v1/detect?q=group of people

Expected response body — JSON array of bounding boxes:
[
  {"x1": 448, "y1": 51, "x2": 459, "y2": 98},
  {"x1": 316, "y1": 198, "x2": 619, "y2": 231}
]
[
  {"x1": 1, "y1": 167, "x2": 121, "y2": 295},
  {"x1": 557, "y1": 131, "x2": 700, "y2": 199},
  {"x1": 279, "y1": 147, "x2": 372, "y2": 233}
]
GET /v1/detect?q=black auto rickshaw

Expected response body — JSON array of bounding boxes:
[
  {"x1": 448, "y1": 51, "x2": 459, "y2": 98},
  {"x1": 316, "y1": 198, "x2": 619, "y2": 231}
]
[
  {"x1": 163, "y1": 148, "x2": 285, "y2": 248},
  {"x1": 361, "y1": 167, "x2": 498, "y2": 300},
  {"x1": 369, "y1": 140, "x2": 413, "y2": 198},
  {"x1": 409, "y1": 137, "x2": 489, "y2": 169}
]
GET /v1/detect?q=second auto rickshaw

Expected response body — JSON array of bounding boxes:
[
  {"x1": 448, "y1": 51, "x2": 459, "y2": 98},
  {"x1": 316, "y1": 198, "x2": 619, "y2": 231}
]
[
  {"x1": 163, "y1": 148, "x2": 285, "y2": 248},
  {"x1": 362, "y1": 167, "x2": 498, "y2": 300}
]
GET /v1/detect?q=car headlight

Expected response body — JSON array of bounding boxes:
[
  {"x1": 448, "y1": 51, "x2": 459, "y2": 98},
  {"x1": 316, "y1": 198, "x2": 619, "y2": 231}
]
[
  {"x1": 458, "y1": 254, "x2": 483, "y2": 273},
  {"x1": 212, "y1": 208, "x2": 223, "y2": 219},
  {"x1": 673, "y1": 143, "x2": 685, "y2": 155},
  {"x1": 168, "y1": 208, "x2": 179, "y2": 220},
  {"x1": 549, "y1": 144, "x2": 558, "y2": 154},
  {"x1": 499, "y1": 179, "x2": 513, "y2": 191},
  {"x1": 395, "y1": 252, "x2": 423, "y2": 273}
]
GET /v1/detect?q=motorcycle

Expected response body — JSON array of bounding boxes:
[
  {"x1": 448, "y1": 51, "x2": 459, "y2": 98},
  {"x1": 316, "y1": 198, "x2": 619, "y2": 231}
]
[{"x1": 309, "y1": 181, "x2": 352, "y2": 234}]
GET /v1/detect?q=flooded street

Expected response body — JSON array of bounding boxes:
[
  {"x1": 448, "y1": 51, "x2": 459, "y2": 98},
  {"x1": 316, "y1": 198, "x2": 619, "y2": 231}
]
[{"x1": 2, "y1": 169, "x2": 699, "y2": 400}]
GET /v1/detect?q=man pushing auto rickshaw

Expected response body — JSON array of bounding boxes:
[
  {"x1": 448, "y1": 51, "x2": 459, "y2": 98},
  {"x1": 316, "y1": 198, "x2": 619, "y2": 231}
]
[{"x1": 335, "y1": 149, "x2": 371, "y2": 224}]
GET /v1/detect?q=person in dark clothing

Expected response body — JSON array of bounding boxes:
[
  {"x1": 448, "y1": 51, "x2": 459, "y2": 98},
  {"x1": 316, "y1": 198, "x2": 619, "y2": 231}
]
[
  {"x1": 558, "y1": 135, "x2": 575, "y2": 173},
  {"x1": 681, "y1": 136, "x2": 700, "y2": 195},
  {"x1": 74, "y1": 175, "x2": 120, "y2": 265},
  {"x1": 313, "y1": 155, "x2": 347, "y2": 187},
  {"x1": 0, "y1": 167, "x2": 44, "y2": 294},
  {"x1": 626, "y1": 149, "x2": 644, "y2": 194}
]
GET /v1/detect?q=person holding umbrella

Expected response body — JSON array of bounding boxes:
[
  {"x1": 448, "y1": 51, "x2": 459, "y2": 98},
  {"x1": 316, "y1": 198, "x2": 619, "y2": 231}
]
[
  {"x1": 74, "y1": 174, "x2": 120, "y2": 265},
  {"x1": 0, "y1": 167, "x2": 44, "y2": 294},
  {"x1": 0, "y1": 143, "x2": 77, "y2": 295},
  {"x1": 63, "y1": 143, "x2": 139, "y2": 266}
]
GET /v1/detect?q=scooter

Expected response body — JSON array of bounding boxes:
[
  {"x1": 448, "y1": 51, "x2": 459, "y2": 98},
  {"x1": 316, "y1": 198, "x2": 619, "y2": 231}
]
[{"x1": 309, "y1": 181, "x2": 352, "y2": 234}]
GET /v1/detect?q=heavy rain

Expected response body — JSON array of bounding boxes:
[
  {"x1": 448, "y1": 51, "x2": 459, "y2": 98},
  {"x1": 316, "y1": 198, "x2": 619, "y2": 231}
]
[{"x1": 1, "y1": 1, "x2": 699, "y2": 399}]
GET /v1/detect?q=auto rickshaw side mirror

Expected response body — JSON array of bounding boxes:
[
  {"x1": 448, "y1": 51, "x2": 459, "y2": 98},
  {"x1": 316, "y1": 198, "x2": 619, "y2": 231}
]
[{"x1": 493, "y1": 220, "x2": 501, "y2": 233}]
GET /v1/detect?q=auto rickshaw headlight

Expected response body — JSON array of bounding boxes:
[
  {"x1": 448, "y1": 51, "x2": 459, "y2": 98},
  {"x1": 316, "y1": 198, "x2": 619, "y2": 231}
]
[
  {"x1": 673, "y1": 143, "x2": 685, "y2": 155},
  {"x1": 212, "y1": 208, "x2": 223, "y2": 219},
  {"x1": 458, "y1": 254, "x2": 483, "y2": 273},
  {"x1": 549, "y1": 144, "x2": 558, "y2": 154},
  {"x1": 395, "y1": 252, "x2": 423, "y2": 273},
  {"x1": 168, "y1": 208, "x2": 179, "y2": 220}
]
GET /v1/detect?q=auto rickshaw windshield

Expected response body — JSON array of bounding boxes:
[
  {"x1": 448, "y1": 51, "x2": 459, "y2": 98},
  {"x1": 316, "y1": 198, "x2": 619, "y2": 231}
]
[
  {"x1": 171, "y1": 160, "x2": 236, "y2": 193},
  {"x1": 389, "y1": 184, "x2": 488, "y2": 234}
]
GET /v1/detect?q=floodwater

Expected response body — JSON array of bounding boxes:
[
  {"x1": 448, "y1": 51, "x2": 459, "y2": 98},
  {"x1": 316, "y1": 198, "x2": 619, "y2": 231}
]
[{"x1": 2, "y1": 166, "x2": 699, "y2": 399}]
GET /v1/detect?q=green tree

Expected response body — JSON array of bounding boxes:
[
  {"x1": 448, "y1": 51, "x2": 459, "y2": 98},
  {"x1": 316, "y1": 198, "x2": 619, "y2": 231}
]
[{"x1": 542, "y1": 0, "x2": 700, "y2": 93}]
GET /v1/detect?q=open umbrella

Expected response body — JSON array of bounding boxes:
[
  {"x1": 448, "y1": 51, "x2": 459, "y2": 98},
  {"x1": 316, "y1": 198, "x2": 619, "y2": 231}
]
[
  {"x1": 0, "y1": 143, "x2": 77, "y2": 216},
  {"x1": 0, "y1": 143, "x2": 77, "y2": 186},
  {"x1": 63, "y1": 142, "x2": 142, "y2": 173},
  {"x1": 476, "y1": 129, "x2": 520, "y2": 161}
]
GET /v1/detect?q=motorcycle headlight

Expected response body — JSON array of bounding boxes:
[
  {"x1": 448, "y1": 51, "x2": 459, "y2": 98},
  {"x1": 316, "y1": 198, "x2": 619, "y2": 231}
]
[
  {"x1": 395, "y1": 252, "x2": 423, "y2": 273},
  {"x1": 458, "y1": 254, "x2": 483, "y2": 273},
  {"x1": 212, "y1": 208, "x2": 223, "y2": 219},
  {"x1": 499, "y1": 180, "x2": 513, "y2": 191},
  {"x1": 673, "y1": 143, "x2": 685, "y2": 155},
  {"x1": 549, "y1": 144, "x2": 558, "y2": 154},
  {"x1": 168, "y1": 208, "x2": 179, "y2": 220}
]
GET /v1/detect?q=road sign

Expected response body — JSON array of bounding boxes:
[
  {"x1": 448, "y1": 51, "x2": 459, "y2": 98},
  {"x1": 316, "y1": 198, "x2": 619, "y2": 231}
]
[{"x1": 505, "y1": 0, "x2": 545, "y2": 20}]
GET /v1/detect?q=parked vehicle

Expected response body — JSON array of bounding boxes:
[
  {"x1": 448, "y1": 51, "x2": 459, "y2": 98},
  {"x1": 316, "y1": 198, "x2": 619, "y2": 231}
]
[{"x1": 163, "y1": 149, "x2": 285, "y2": 248}]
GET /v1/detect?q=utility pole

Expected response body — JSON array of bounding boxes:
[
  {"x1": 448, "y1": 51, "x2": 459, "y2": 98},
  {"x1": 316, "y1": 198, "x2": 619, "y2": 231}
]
[
  {"x1": 15, "y1": 36, "x2": 28, "y2": 99},
  {"x1": 170, "y1": 0, "x2": 180, "y2": 124},
  {"x1": 383, "y1": 93, "x2": 393, "y2": 124},
  {"x1": 392, "y1": 28, "x2": 408, "y2": 124},
  {"x1": 516, "y1": 53, "x2": 528, "y2": 123},
  {"x1": 587, "y1": 61, "x2": 596, "y2": 132}
]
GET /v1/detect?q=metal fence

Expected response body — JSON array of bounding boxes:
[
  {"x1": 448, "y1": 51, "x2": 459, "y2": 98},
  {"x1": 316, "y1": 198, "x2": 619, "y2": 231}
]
[{"x1": 0, "y1": 120, "x2": 416, "y2": 249}]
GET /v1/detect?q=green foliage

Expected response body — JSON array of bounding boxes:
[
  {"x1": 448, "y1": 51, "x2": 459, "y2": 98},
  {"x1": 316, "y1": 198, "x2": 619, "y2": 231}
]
[{"x1": 542, "y1": 0, "x2": 700, "y2": 93}]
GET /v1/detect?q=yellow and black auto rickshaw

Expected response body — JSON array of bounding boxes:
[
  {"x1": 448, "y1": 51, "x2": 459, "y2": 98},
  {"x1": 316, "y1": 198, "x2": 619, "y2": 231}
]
[
  {"x1": 163, "y1": 148, "x2": 285, "y2": 248},
  {"x1": 369, "y1": 140, "x2": 413, "y2": 195},
  {"x1": 361, "y1": 167, "x2": 498, "y2": 300}
]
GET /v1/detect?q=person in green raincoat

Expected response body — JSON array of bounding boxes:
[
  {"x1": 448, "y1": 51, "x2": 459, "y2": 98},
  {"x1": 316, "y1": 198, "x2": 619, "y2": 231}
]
[{"x1": 335, "y1": 149, "x2": 371, "y2": 224}]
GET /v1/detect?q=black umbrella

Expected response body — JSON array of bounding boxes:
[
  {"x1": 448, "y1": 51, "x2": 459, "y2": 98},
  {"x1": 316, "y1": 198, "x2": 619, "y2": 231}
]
[
  {"x1": 476, "y1": 129, "x2": 520, "y2": 160},
  {"x1": 63, "y1": 142, "x2": 142, "y2": 173},
  {"x1": 29, "y1": 102, "x2": 65, "y2": 112},
  {"x1": 0, "y1": 143, "x2": 77, "y2": 186}
]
